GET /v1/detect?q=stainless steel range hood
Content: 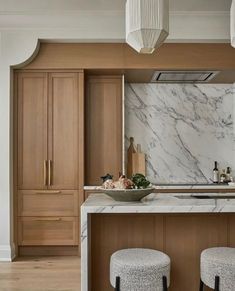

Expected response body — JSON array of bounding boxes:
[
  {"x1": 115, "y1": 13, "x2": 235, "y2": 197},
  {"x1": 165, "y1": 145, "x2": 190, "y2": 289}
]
[{"x1": 151, "y1": 70, "x2": 219, "y2": 83}]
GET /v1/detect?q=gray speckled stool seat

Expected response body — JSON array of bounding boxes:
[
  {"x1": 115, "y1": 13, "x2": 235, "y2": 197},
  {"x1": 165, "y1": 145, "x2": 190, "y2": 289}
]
[
  {"x1": 110, "y1": 248, "x2": 171, "y2": 291},
  {"x1": 200, "y1": 247, "x2": 235, "y2": 291}
]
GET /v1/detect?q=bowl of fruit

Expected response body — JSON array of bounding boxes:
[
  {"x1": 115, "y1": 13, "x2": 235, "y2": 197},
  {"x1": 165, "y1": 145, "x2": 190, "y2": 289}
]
[{"x1": 100, "y1": 173, "x2": 154, "y2": 201}]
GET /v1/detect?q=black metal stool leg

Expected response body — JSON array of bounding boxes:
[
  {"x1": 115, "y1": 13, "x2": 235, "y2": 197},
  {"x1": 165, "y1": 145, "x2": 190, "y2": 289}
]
[
  {"x1": 214, "y1": 276, "x2": 220, "y2": 291},
  {"x1": 162, "y1": 276, "x2": 167, "y2": 291},
  {"x1": 115, "y1": 276, "x2": 120, "y2": 291},
  {"x1": 199, "y1": 279, "x2": 204, "y2": 291}
]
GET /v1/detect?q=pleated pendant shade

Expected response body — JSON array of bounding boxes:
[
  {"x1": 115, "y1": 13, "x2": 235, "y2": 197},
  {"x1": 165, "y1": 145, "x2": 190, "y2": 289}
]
[
  {"x1": 126, "y1": 0, "x2": 169, "y2": 54},
  {"x1": 231, "y1": 0, "x2": 235, "y2": 48}
]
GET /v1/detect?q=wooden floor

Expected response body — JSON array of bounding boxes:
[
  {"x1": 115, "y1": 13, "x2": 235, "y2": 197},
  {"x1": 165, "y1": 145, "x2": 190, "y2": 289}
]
[{"x1": 0, "y1": 256, "x2": 81, "y2": 291}]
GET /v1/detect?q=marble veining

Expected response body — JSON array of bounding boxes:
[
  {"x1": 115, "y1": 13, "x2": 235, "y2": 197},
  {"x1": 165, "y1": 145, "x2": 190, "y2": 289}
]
[
  {"x1": 81, "y1": 193, "x2": 235, "y2": 214},
  {"x1": 125, "y1": 84, "x2": 235, "y2": 184}
]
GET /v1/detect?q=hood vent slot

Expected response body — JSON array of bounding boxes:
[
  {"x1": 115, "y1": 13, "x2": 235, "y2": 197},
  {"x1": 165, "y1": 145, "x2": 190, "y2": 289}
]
[{"x1": 151, "y1": 71, "x2": 219, "y2": 83}]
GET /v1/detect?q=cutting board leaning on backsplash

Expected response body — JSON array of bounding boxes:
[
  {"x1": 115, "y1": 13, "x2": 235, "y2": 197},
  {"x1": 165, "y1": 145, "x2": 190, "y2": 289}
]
[{"x1": 127, "y1": 137, "x2": 146, "y2": 178}]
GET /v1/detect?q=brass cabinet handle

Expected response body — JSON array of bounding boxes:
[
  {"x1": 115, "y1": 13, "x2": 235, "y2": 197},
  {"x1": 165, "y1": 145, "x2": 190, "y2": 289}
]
[
  {"x1": 35, "y1": 218, "x2": 62, "y2": 222},
  {"x1": 36, "y1": 191, "x2": 61, "y2": 194},
  {"x1": 48, "y1": 160, "x2": 52, "y2": 186},
  {"x1": 43, "y1": 160, "x2": 47, "y2": 186}
]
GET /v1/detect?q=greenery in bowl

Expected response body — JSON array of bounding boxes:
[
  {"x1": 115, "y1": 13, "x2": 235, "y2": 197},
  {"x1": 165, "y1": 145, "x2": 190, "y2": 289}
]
[{"x1": 132, "y1": 173, "x2": 151, "y2": 189}]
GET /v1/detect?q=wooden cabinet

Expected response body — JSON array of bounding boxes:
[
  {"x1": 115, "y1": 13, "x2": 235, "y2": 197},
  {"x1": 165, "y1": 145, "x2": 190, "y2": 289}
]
[
  {"x1": 48, "y1": 73, "x2": 80, "y2": 190},
  {"x1": 17, "y1": 72, "x2": 82, "y2": 190},
  {"x1": 85, "y1": 76, "x2": 123, "y2": 185},
  {"x1": 15, "y1": 71, "x2": 124, "y2": 251},
  {"x1": 18, "y1": 190, "x2": 79, "y2": 217},
  {"x1": 16, "y1": 70, "x2": 84, "y2": 249},
  {"x1": 17, "y1": 73, "x2": 48, "y2": 190},
  {"x1": 18, "y1": 217, "x2": 78, "y2": 246}
]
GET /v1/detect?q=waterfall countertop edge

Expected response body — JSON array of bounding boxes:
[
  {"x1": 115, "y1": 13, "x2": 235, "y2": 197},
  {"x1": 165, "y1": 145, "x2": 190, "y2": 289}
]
[{"x1": 81, "y1": 193, "x2": 235, "y2": 213}]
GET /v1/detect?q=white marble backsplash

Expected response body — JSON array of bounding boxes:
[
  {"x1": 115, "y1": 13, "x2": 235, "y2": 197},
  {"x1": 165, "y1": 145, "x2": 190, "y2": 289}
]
[{"x1": 125, "y1": 83, "x2": 235, "y2": 183}]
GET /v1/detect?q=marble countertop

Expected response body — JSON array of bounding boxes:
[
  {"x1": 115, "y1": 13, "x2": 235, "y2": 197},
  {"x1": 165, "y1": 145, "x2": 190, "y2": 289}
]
[
  {"x1": 84, "y1": 184, "x2": 235, "y2": 190},
  {"x1": 153, "y1": 184, "x2": 235, "y2": 190},
  {"x1": 81, "y1": 192, "x2": 235, "y2": 213}
]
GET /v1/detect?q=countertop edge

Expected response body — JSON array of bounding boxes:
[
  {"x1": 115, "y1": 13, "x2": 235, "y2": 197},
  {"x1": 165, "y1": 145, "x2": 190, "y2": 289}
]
[
  {"x1": 81, "y1": 193, "x2": 235, "y2": 213},
  {"x1": 84, "y1": 185, "x2": 235, "y2": 191}
]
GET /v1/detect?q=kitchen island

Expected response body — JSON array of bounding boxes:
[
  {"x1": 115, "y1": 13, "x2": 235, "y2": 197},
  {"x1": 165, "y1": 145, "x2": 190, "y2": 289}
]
[{"x1": 81, "y1": 193, "x2": 235, "y2": 291}]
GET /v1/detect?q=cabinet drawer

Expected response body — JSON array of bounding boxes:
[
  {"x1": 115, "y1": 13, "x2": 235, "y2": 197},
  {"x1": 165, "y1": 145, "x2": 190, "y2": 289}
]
[
  {"x1": 18, "y1": 190, "x2": 78, "y2": 216},
  {"x1": 18, "y1": 217, "x2": 78, "y2": 246}
]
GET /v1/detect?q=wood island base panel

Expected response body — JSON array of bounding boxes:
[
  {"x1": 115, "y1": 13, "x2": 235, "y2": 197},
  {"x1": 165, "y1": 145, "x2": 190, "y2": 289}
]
[{"x1": 81, "y1": 193, "x2": 235, "y2": 291}]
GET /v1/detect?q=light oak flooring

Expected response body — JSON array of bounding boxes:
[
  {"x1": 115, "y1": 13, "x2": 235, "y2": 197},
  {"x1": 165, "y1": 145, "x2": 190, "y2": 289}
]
[{"x1": 0, "y1": 257, "x2": 81, "y2": 291}]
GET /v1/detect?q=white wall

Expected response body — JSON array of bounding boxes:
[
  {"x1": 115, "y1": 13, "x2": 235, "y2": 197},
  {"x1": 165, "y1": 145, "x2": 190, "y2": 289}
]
[{"x1": 0, "y1": 9, "x2": 231, "y2": 261}]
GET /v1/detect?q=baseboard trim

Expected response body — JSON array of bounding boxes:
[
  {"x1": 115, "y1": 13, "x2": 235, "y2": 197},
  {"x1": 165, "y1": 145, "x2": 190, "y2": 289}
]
[
  {"x1": 0, "y1": 243, "x2": 16, "y2": 261},
  {"x1": 19, "y1": 246, "x2": 79, "y2": 256}
]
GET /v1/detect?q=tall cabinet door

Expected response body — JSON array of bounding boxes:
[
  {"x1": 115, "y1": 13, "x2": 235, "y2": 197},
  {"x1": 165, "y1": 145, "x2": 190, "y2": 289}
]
[
  {"x1": 17, "y1": 73, "x2": 48, "y2": 190},
  {"x1": 85, "y1": 76, "x2": 123, "y2": 185},
  {"x1": 48, "y1": 73, "x2": 81, "y2": 190}
]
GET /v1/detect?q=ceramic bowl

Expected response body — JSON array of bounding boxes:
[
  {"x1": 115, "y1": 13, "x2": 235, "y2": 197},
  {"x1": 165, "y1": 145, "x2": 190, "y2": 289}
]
[{"x1": 102, "y1": 188, "x2": 154, "y2": 201}]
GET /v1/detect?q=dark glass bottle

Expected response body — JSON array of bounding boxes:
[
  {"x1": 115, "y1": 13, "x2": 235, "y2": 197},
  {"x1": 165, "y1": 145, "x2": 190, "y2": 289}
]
[
  {"x1": 226, "y1": 167, "x2": 231, "y2": 183},
  {"x1": 213, "y1": 161, "x2": 219, "y2": 183}
]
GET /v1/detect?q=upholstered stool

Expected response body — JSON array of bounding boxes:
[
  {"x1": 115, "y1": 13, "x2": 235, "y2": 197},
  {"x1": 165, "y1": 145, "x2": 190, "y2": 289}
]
[
  {"x1": 200, "y1": 247, "x2": 235, "y2": 291},
  {"x1": 110, "y1": 248, "x2": 170, "y2": 291}
]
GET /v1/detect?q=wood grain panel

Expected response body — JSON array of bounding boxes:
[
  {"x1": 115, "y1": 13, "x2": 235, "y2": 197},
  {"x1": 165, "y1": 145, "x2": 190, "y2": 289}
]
[
  {"x1": 13, "y1": 72, "x2": 19, "y2": 255},
  {"x1": 17, "y1": 72, "x2": 48, "y2": 189},
  {"x1": 91, "y1": 214, "x2": 164, "y2": 291},
  {"x1": 24, "y1": 43, "x2": 235, "y2": 70},
  {"x1": 228, "y1": 215, "x2": 235, "y2": 247},
  {"x1": 85, "y1": 76, "x2": 122, "y2": 185},
  {"x1": 0, "y1": 257, "x2": 80, "y2": 291},
  {"x1": 78, "y1": 72, "x2": 85, "y2": 192},
  {"x1": 18, "y1": 190, "x2": 79, "y2": 217},
  {"x1": 18, "y1": 217, "x2": 78, "y2": 246},
  {"x1": 18, "y1": 246, "x2": 79, "y2": 256},
  {"x1": 90, "y1": 214, "x2": 234, "y2": 291},
  {"x1": 15, "y1": 70, "x2": 83, "y2": 253},
  {"x1": 48, "y1": 72, "x2": 80, "y2": 189},
  {"x1": 165, "y1": 215, "x2": 228, "y2": 291}
]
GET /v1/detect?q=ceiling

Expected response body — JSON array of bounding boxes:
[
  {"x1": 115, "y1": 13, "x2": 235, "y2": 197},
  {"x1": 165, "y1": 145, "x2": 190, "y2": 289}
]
[{"x1": 0, "y1": 0, "x2": 232, "y2": 12}]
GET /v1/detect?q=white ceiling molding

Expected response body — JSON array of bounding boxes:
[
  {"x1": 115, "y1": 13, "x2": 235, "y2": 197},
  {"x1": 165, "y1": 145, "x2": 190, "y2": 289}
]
[
  {"x1": 0, "y1": 10, "x2": 124, "y2": 16},
  {"x1": 0, "y1": 0, "x2": 231, "y2": 13},
  {"x1": 0, "y1": 10, "x2": 229, "y2": 16},
  {"x1": 0, "y1": 10, "x2": 230, "y2": 42},
  {"x1": 171, "y1": 11, "x2": 229, "y2": 16},
  {"x1": 231, "y1": 0, "x2": 235, "y2": 47}
]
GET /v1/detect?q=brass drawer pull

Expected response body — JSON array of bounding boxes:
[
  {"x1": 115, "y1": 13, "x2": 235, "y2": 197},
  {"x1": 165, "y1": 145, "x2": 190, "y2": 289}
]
[
  {"x1": 36, "y1": 191, "x2": 61, "y2": 194},
  {"x1": 43, "y1": 160, "x2": 48, "y2": 186},
  {"x1": 48, "y1": 160, "x2": 52, "y2": 186},
  {"x1": 35, "y1": 218, "x2": 62, "y2": 222}
]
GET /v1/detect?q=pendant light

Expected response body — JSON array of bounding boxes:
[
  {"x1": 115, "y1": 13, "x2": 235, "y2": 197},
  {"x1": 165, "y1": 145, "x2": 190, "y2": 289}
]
[
  {"x1": 231, "y1": 0, "x2": 235, "y2": 48},
  {"x1": 126, "y1": 0, "x2": 169, "y2": 54}
]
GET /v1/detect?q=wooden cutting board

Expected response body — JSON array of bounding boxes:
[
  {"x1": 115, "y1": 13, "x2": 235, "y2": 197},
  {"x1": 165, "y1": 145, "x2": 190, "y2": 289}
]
[
  {"x1": 127, "y1": 137, "x2": 136, "y2": 178},
  {"x1": 132, "y1": 144, "x2": 146, "y2": 176}
]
